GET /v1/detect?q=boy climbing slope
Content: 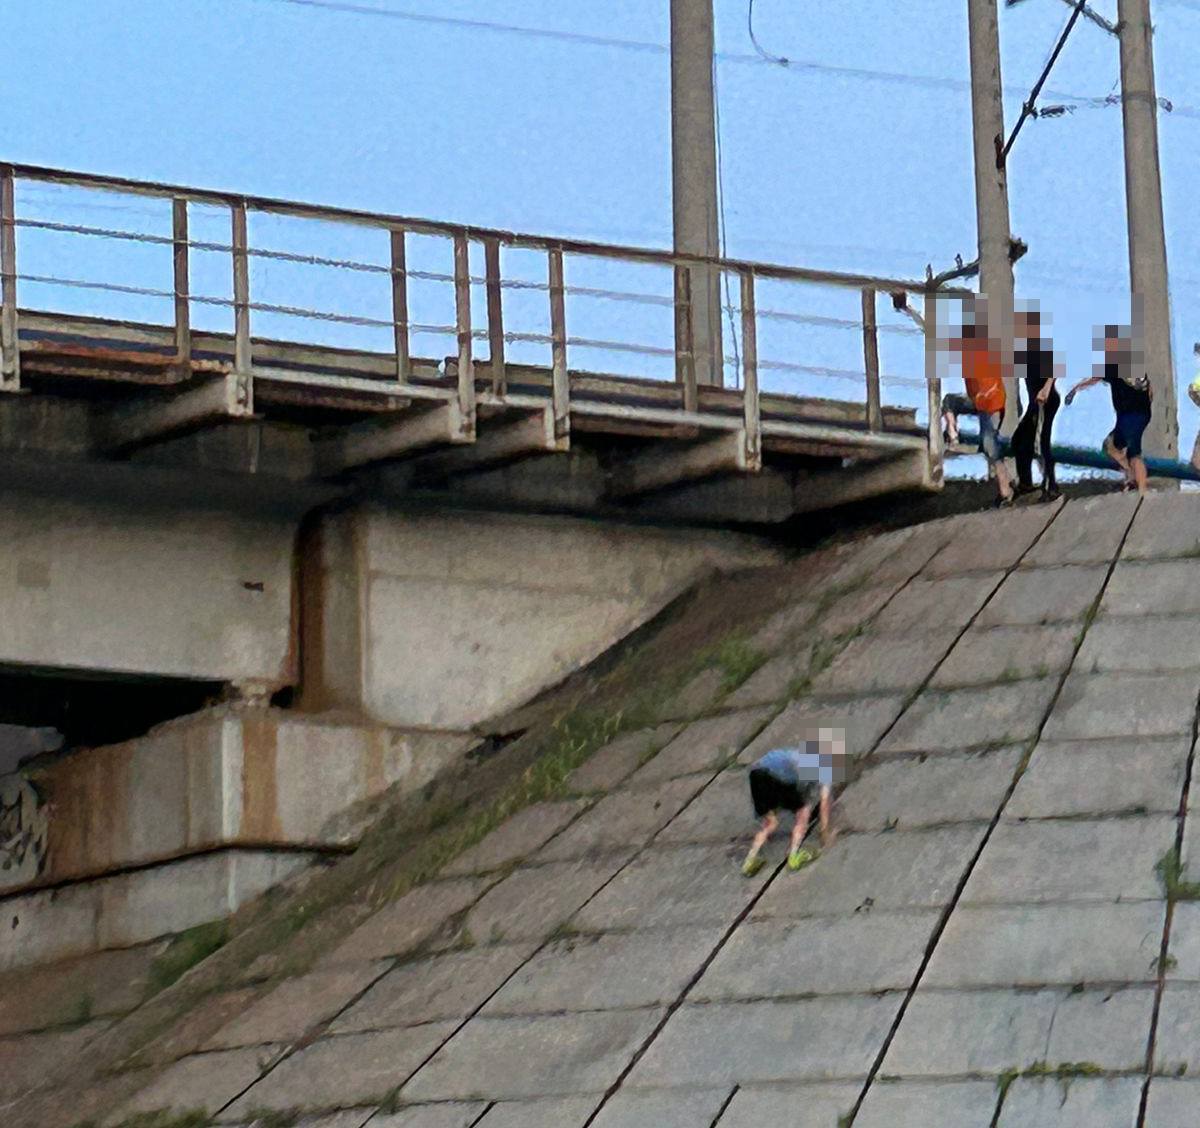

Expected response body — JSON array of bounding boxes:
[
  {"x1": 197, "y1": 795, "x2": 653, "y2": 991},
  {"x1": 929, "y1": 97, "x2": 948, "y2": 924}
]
[{"x1": 741, "y1": 730, "x2": 843, "y2": 876}]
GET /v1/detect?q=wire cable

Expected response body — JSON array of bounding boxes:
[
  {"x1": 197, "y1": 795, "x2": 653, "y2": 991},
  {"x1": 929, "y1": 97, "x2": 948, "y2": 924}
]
[{"x1": 1001, "y1": 0, "x2": 1090, "y2": 166}]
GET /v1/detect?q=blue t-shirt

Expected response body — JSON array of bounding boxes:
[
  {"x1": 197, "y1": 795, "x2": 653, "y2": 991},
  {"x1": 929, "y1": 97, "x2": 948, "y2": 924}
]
[{"x1": 753, "y1": 744, "x2": 833, "y2": 787}]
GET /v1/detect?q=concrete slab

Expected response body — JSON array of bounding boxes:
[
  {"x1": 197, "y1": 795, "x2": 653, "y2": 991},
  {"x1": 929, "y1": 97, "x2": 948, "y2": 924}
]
[
  {"x1": 623, "y1": 996, "x2": 901, "y2": 1088},
  {"x1": 371, "y1": 1106, "x2": 488, "y2": 1128},
  {"x1": 659, "y1": 667, "x2": 729, "y2": 721},
  {"x1": 1167, "y1": 903, "x2": 1200, "y2": 981},
  {"x1": 1007, "y1": 737, "x2": 1189, "y2": 819},
  {"x1": 882, "y1": 986, "x2": 1154, "y2": 1076},
  {"x1": 1021, "y1": 494, "x2": 1137, "y2": 567},
  {"x1": 537, "y1": 777, "x2": 707, "y2": 861},
  {"x1": 476, "y1": 1097, "x2": 599, "y2": 1128},
  {"x1": 839, "y1": 748, "x2": 1022, "y2": 832},
  {"x1": 1122, "y1": 492, "x2": 1200, "y2": 560},
  {"x1": 855, "y1": 1080, "x2": 999, "y2": 1128},
  {"x1": 464, "y1": 856, "x2": 631, "y2": 944},
  {"x1": 1185, "y1": 799, "x2": 1200, "y2": 877},
  {"x1": 276, "y1": 1111, "x2": 375, "y2": 1128},
  {"x1": 1043, "y1": 672, "x2": 1200, "y2": 741},
  {"x1": 588, "y1": 1088, "x2": 728, "y2": 1127},
  {"x1": 403, "y1": 1008, "x2": 663, "y2": 1101},
  {"x1": 442, "y1": 801, "x2": 588, "y2": 876},
  {"x1": 115, "y1": 1046, "x2": 284, "y2": 1116},
  {"x1": 207, "y1": 961, "x2": 389, "y2": 1049},
  {"x1": 810, "y1": 628, "x2": 961, "y2": 696},
  {"x1": 745, "y1": 600, "x2": 820, "y2": 654},
  {"x1": 877, "y1": 680, "x2": 1058, "y2": 754},
  {"x1": 225, "y1": 1024, "x2": 457, "y2": 1114},
  {"x1": 717, "y1": 1083, "x2": 863, "y2": 1127},
  {"x1": 961, "y1": 815, "x2": 1176, "y2": 904},
  {"x1": 1144, "y1": 1078, "x2": 1200, "y2": 1127},
  {"x1": 751, "y1": 825, "x2": 986, "y2": 918},
  {"x1": 997, "y1": 1078, "x2": 1142, "y2": 1128},
  {"x1": 1102, "y1": 559, "x2": 1200, "y2": 617},
  {"x1": 931, "y1": 623, "x2": 1078, "y2": 688},
  {"x1": 656, "y1": 770, "x2": 754, "y2": 845},
  {"x1": 575, "y1": 842, "x2": 759, "y2": 932},
  {"x1": 566, "y1": 724, "x2": 683, "y2": 795},
  {"x1": 693, "y1": 910, "x2": 939, "y2": 999},
  {"x1": 484, "y1": 927, "x2": 723, "y2": 1015},
  {"x1": 975, "y1": 565, "x2": 1109, "y2": 628},
  {"x1": 628, "y1": 708, "x2": 772, "y2": 786},
  {"x1": 0, "y1": 1020, "x2": 113, "y2": 1101},
  {"x1": 740, "y1": 694, "x2": 908, "y2": 762},
  {"x1": 922, "y1": 902, "x2": 1166, "y2": 988},
  {"x1": 1077, "y1": 614, "x2": 1200, "y2": 674},
  {"x1": 331, "y1": 945, "x2": 536, "y2": 1034},
  {"x1": 327, "y1": 879, "x2": 491, "y2": 965},
  {"x1": 723, "y1": 649, "x2": 812, "y2": 708},
  {"x1": 922, "y1": 506, "x2": 1058, "y2": 576},
  {"x1": 869, "y1": 575, "x2": 1001, "y2": 636},
  {"x1": 1152, "y1": 984, "x2": 1200, "y2": 1075},
  {"x1": 817, "y1": 582, "x2": 901, "y2": 638},
  {"x1": 140, "y1": 990, "x2": 258, "y2": 1066}
]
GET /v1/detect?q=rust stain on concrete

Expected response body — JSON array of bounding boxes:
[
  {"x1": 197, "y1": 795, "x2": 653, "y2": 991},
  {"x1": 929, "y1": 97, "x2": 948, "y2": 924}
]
[{"x1": 240, "y1": 712, "x2": 282, "y2": 842}]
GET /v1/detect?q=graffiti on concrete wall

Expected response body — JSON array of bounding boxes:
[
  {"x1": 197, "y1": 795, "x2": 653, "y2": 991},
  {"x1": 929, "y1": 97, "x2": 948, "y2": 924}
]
[{"x1": 0, "y1": 774, "x2": 49, "y2": 890}]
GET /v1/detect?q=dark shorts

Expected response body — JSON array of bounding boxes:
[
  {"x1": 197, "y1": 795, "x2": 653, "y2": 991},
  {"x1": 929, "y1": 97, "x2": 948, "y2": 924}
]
[
  {"x1": 1110, "y1": 412, "x2": 1151, "y2": 459},
  {"x1": 749, "y1": 768, "x2": 819, "y2": 818}
]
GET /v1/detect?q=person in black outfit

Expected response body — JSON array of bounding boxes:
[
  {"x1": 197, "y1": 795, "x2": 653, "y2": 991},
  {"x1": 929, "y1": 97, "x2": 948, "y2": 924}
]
[
  {"x1": 1065, "y1": 324, "x2": 1154, "y2": 497},
  {"x1": 1012, "y1": 307, "x2": 1062, "y2": 502}
]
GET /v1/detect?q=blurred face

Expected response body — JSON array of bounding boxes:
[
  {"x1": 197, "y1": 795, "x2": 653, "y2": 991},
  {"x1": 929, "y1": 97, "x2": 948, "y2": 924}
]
[{"x1": 1016, "y1": 313, "x2": 1038, "y2": 341}]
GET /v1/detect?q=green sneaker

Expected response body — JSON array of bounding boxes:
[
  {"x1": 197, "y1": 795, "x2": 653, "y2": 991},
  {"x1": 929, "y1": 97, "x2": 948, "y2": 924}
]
[
  {"x1": 741, "y1": 855, "x2": 766, "y2": 878},
  {"x1": 787, "y1": 847, "x2": 816, "y2": 871}
]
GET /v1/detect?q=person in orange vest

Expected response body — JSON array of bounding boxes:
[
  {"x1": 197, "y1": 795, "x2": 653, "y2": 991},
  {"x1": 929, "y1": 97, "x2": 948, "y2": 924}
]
[{"x1": 942, "y1": 320, "x2": 1015, "y2": 507}]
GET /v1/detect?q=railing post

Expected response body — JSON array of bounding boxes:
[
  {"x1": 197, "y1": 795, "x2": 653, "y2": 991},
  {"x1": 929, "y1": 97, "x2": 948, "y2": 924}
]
[
  {"x1": 390, "y1": 228, "x2": 411, "y2": 383},
  {"x1": 484, "y1": 237, "x2": 506, "y2": 396},
  {"x1": 740, "y1": 268, "x2": 761, "y2": 471},
  {"x1": 862, "y1": 287, "x2": 882, "y2": 432},
  {"x1": 548, "y1": 246, "x2": 570, "y2": 441},
  {"x1": 674, "y1": 263, "x2": 697, "y2": 413},
  {"x1": 0, "y1": 165, "x2": 19, "y2": 392},
  {"x1": 925, "y1": 291, "x2": 944, "y2": 484},
  {"x1": 172, "y1": 198, "x2": 191, "y2": 379},
  {"x1": 231, "y1": 200, "x2": 254, "y2": 413},
  {"x1": 453, "y1": 232, "x2": 476, "y2": 438}
]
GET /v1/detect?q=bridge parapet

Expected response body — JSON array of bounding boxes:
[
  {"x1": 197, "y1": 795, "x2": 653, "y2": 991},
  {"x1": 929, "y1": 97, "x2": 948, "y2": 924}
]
[{"x1": 0, "y1": 162, "x2": 968, "y2": 520}]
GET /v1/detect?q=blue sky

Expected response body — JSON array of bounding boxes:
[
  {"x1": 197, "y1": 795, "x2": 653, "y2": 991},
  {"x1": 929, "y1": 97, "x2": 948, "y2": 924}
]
[{"x1": 4, "y1": 0, "x2": 1200, "y2": 461}]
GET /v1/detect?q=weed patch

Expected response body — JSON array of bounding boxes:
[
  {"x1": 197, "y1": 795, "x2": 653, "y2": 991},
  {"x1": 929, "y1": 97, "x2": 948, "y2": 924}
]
[
  {"x1": 146, "y1": 922, "x2": 230, "y2": 997},
  {"x1": 1156, "y1": 847, "x2": 1200, "y2": 902}
]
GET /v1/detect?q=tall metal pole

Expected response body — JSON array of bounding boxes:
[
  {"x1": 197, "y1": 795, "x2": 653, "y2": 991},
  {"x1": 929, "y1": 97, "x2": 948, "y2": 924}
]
[
  {"x1": 1118, "y1": 0, "x2": 1176, "y2": 459},
  {"x1": 967, "y1": 0, "x2": 1018, "y2": 433},
  {"x1": 670, "y1": 0, "x2": 723, "y2": 389}
]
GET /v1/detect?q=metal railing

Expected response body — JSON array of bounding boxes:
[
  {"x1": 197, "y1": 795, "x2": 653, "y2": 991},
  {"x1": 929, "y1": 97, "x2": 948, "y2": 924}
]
[{"x1": 0, "y1": 161, "x2": 967, "y2": 471}]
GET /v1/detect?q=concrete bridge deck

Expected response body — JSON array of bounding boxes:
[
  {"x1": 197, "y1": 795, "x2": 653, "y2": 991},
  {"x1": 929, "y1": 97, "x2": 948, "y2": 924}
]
[
  {"x1": 7, "y1": 491, "x2": 1200, "y2": 1127},
  {"x1": 0, "y1": 162, "x2": 955, "y2": 524}
]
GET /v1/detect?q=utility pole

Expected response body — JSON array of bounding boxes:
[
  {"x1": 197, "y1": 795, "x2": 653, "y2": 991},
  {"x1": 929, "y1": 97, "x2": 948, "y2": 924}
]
[
  {"x1": 966, "y1": 0, "x2": 1019, "y2": 432},
  {"x1": 670, "y1": 0, "x2": 723, "y2": 388},
  {"x1": 1118, "y1": 0, "x2": 1176, "y2": 459}
]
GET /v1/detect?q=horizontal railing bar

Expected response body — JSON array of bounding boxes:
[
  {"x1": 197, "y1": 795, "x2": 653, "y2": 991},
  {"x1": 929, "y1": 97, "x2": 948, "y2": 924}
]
[{"x1": 3, "y1": 161, "x2": 969, "y2": 295}]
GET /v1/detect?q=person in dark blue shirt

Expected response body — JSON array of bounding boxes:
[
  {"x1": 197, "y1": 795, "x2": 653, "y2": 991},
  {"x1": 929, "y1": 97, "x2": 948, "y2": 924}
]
[
  {"x1": 1065, "y1": 324, "x2": 1154, "y2": 497},
  {"x1": 741, "y1": 735, "x2": 842, "y2": 877}
]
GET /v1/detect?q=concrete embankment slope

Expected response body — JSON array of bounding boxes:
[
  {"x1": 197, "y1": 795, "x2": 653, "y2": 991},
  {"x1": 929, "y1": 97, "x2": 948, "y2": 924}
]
[{"x1": 7, "y1": 491, "x2": 1200, "y2": 1127}]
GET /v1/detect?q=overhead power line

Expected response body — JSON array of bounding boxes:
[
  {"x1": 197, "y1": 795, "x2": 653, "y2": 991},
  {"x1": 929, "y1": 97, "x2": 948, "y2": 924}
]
[{"x1": 247, "y1": 0, "x2": 1200, "y2": 119}]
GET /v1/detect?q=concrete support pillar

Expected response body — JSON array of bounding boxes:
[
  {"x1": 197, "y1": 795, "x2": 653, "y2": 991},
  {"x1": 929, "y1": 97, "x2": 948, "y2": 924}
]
[
  {"x1": 670, "y1": 0, "x2": 723, "y2": 388},
  {"x1": 967, "y1": 0, "x2": 1019, "y2": 432},
  {"x1": 1118, "y1": 0, "x2": 1177, "y2": 459}
]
